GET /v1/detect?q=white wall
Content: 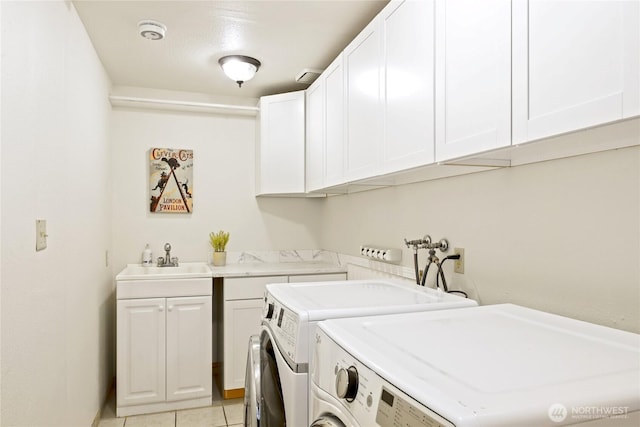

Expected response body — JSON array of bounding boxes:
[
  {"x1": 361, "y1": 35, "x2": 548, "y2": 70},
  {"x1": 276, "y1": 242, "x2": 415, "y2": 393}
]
[
  {"x1": 0, "y1": 0, "x2": 3, "y2": 416},
  {"x1": 1, "y1": 2, "x2": 113, "y2": 426},
  {"x1": 320, "y1": 129, "x2": 640, "y2": 333},
  {"x1": 110, "y1": 105, "x2": 324, "y2": 273}
]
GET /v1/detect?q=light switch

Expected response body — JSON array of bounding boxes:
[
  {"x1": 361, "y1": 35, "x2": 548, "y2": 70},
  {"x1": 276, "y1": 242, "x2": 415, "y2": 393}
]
[{"x1": 36, "y1": 219, "x2": 47, "y2": 251}]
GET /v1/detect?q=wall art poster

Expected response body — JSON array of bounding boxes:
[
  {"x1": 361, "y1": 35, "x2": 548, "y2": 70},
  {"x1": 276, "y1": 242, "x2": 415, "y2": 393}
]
[{"x1": 149, "y1": 148, "x2": 193, "y2": 213}]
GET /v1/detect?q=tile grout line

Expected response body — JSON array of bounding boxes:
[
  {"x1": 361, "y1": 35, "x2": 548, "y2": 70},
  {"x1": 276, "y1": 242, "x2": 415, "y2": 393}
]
[{"x1": 223, "y1": 405, "x2": 228, "y2": 426}]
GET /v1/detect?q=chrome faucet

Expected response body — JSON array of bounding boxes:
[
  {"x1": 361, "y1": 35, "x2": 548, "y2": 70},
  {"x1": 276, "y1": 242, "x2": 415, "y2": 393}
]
[{"x1": 157, "y1": 243, "x2": 179, "y2": 267}]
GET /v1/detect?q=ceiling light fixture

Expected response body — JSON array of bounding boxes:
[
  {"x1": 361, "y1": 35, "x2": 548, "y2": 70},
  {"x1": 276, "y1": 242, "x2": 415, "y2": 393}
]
[
  {"x1": 218, "y1": 55, "x2": 261, "y2": 88},
  {"x1": 138, "y1": 20, "x2": 166, "y2": 41}
]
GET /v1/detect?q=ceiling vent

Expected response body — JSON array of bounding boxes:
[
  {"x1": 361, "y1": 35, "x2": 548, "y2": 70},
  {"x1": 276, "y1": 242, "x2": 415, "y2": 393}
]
[{"x1": 295, "y1": 68, "x2": 323, "y2": 85}]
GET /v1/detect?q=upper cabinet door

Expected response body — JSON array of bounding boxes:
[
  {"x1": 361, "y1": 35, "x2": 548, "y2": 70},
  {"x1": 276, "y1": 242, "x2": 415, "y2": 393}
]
[
  {"x1": 256, "y1": 91, "x2": 305, "y2": 195},
  {"x1": 382, "y1": 0, "x2": 436, "y2": 172},
  {"x1": 512, "y1": 0, "x2": 640, "y2": 144},
  {"x1": 344, "y1": 17, "x2": 384, "y2": 182},
  {"x1": 305, "y1": 78, "x2": 325, "y2": 192},
  {"x1": 324, "y1": 54, "x2": 346, "y2": 188},
  {"x1": 435, "y1": 0, "x2": 512, "y2": 162}
]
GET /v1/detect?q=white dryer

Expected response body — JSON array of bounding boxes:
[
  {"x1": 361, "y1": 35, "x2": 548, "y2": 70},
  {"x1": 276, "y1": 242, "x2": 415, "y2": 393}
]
[
  {"x1": 244, "y1": 279, "x2": 477, "y2": 427},
  {"x1": 311, "y1": 304, "x2": 640, "y2": 427}
]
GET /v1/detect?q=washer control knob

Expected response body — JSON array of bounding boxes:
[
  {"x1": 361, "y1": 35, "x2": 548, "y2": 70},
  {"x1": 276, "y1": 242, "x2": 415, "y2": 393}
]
[
  {"x1": 336, "y1": 366, "x2": 358, "y2": 401},
  {"x1": 265, "y1": 302, "x2": 275, "y2": 319}
]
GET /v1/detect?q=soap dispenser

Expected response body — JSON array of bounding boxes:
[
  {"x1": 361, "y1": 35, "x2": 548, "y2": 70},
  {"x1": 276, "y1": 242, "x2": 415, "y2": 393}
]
[{"x1": 142, "y1": 244, "x2": 153, "y2": 266}]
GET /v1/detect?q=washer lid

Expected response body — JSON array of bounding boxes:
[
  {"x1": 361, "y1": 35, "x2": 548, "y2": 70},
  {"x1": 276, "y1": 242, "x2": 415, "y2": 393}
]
[
  {"x1": 266, "y1": 280, "x2": 476, "y2": 321},
  {"x1": 319, "y1": 304, "x2": 640, "y2": 426}
]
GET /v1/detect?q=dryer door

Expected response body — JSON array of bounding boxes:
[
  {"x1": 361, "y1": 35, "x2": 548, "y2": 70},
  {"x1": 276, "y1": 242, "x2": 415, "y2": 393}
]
[
  {"x1": 260, "y1": 329, "x2": 286, "y2": 427},
  {"x1": 310, "y1": 415, "x2": 347, "y2": 427},
  {"x1": 243, "y1": 335, "x2": 261, "y2": 427}
]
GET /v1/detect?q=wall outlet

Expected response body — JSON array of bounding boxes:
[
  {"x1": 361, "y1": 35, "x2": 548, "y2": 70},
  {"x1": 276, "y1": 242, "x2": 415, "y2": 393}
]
[{"x1": 454, "y1": 248, "x2": 464, "y2": 274}]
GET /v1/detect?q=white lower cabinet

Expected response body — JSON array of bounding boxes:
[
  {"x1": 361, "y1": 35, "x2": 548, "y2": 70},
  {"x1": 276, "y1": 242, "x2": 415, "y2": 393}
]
[
  {"x1": 222, "y1": 297, "x2": 266, "y2": 395},
  {"x1": 117, "y1": 298, "x2": 166, "y2": 408},
  {"x1": 222, "y1": 276, "x2": 287, "y2": 396},
  {"x1": 117, "y1": 293, "x2": 212, "y2": 416},
  {"x1": 222, "y1": 272, "x2": 346, "y2": 397},
  {"x1": 166, "y1": 297, "x2": 213, "y2": 402}
]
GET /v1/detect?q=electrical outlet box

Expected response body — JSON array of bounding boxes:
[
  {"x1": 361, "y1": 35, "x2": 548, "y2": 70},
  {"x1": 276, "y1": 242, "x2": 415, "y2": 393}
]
[
  {"x1": 454, "y1": 248, "x2": 464, "y2": 274},
  {"x1": 360, "y1": 245, "x2": 402, "y2": 262},
  {"x1": 36, "y1": 219, "x2": 47, "y2": 251}
]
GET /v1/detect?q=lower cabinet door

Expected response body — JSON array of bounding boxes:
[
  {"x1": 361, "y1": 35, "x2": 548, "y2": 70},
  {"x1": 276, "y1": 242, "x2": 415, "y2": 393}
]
[
  {"x1": 166, "y1": 296, "x2": 213, "y2": 402},
  {"x1": 117, "y1": 298, "x2": 166, "y2": 407},
  {"x1": 223, "y1": 298, "x2": 264, "y2": 391}
]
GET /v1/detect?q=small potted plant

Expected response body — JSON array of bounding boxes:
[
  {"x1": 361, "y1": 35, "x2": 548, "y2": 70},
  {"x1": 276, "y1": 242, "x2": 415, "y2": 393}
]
[{"x1": 209, "y1": 230, "x2": 230, "y2": 266}]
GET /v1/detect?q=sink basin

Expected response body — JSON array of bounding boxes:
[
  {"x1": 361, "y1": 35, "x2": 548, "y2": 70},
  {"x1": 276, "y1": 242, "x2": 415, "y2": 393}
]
[{"x1": 116, "y1": 262, "x2": 213, "y2": 281}]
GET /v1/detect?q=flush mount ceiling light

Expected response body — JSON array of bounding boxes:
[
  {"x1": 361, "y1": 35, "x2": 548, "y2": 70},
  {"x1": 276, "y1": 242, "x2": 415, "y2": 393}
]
[
  {"x1": 138, "y1": 20, "x2": 166, "y2": 41},
  {"x1": 218, "y1": 55, "x2": 261, "y2": 88}
]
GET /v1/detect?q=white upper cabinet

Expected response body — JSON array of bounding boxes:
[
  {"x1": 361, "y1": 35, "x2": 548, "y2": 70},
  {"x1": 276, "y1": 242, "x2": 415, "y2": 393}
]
[
  {"x1": 435, "y1": 0, "x2": 512, "y2": 162},
  {"x1": 324, "y1": 54, "x2": 345, "y2": 188},
  {"x1": 256, "y1": 91, "x2": 305, "y2": 195},
  {"x1": 512, "y1": 0, "x2": 640, "y2": 144},
  {"x1": 305, "y1": 78, "x2": 325, "y2": 192},
  {"x1": 343, "y1": 16, "x2": 384, "y2": 182},
  {"x1": 305, "y1": 54, "x2": 345, "y2": 191},
  {"x1": 298, "y1": 0, "x2": 639, "y2": 191},
  {"x1": 344, "y1": 0, "x2": 436, "y2": 180},
  {"x1": 383, "y1": 0, "x2": 436, "y2": 172}
]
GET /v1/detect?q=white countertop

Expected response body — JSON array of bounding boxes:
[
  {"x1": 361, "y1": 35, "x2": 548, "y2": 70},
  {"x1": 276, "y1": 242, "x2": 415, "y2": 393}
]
[{"x1": 209, "y1": 261, "x2": 346, "y2": 278}]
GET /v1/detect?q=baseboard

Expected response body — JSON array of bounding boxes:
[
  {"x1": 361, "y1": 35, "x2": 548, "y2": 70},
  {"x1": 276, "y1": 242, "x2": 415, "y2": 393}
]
[
  {"x1": 92, "y1": 376, "x2": 116, "y2": 427},
  {"x1": 223, "y1": 388, "x2": 245, "y2": 400},
  {"x1": 215, "y1": 361, "x2": 244, "y2": 400}
]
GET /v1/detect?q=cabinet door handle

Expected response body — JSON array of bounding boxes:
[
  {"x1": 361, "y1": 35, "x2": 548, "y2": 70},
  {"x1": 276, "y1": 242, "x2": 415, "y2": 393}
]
[
  {"x1": 159, "y1": 305, "x2": 164, "y2": 312},
  {"x1": 168, "y1": 305, "x2": 173, "y2": 311}
]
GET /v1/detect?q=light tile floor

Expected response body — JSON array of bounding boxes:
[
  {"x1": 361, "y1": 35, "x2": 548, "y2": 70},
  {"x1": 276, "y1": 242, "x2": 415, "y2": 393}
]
[{"x1": 98, "y1": 387, "x2": 243, "y2": 427}]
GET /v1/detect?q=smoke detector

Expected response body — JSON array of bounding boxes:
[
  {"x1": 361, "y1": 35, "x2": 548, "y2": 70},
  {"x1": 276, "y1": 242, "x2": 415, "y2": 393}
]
[
  {"x1": 138, "y1": 20, "x2": 167, "y2": 41},
  {"x1": 295, "y1": 68, "x2": 323, "y2": 85}
]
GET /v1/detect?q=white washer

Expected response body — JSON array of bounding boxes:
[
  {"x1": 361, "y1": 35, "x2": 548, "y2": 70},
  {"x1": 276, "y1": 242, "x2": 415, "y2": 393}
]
[
  {"x1": 244, "y1": 279, "x2": 477, "y2": 427},
  {"x1": 311, "y1": 304, "x2": 640, "y2": 427}
]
